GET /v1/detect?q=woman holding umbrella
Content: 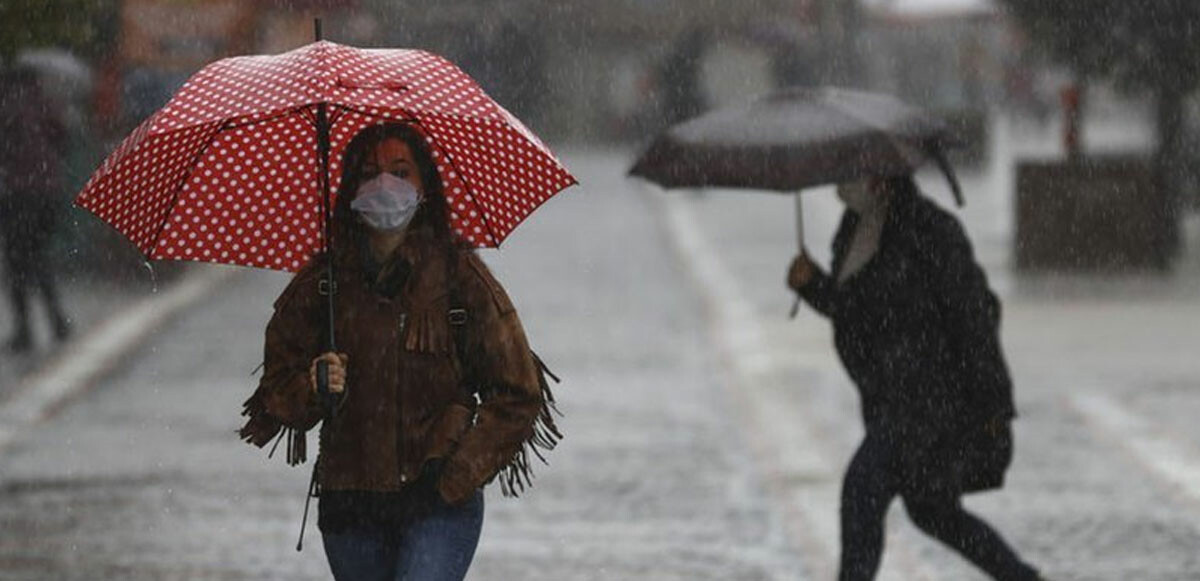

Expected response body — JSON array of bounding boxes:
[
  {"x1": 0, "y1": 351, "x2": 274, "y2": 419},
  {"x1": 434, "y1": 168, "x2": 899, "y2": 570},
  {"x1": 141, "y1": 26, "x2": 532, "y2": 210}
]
[
  {"x1": 73, "y1": 31, "x2": 575, "y2": 579},
  {"x1": 786, "y1": 175, "x2": 1044, "y2": 581},
  {"x1": 238, "y1": 122, "x2": 559, "y2": 581}
]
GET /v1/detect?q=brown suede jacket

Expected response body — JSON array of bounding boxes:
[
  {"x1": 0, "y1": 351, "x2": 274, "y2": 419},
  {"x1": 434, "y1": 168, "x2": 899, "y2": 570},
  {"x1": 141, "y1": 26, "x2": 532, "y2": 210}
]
[{"x1": 239, "y1": 227, "x2": 558, "y2": 505}]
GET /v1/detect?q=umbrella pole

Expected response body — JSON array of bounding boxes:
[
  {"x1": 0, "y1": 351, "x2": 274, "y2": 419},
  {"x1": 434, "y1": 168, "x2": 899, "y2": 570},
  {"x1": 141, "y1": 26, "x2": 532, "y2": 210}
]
[
  {"x1": 314, "y1": 18, "x2": 337, "y2": 414},
  {"x1": 300, "y1": 100, "x2": 336, "y2": 554},
  {"x1": 317, "y1": 103, "x2": 336, "y2": 378},
  {"x1": 794, "y1": 192, "x2": 805, "y2": 252},
  {"x1": 299, "y1": 18, "x2": 334, "y2": 555},
  {"x1": 789, "y1": 193, "x2": 804, "y2": 319}
]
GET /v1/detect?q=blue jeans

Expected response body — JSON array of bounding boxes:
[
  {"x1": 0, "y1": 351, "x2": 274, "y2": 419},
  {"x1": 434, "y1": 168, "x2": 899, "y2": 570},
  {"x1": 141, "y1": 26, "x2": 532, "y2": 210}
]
[{"x1": 322, "y1": 490, "x2": 484, "y2": 581}]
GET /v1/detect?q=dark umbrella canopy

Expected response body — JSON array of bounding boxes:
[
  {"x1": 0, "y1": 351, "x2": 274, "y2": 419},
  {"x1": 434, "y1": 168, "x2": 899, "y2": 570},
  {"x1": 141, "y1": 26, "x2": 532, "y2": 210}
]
[{"x1": 629, "y1": 86, "x2": 962, "y2": 203}]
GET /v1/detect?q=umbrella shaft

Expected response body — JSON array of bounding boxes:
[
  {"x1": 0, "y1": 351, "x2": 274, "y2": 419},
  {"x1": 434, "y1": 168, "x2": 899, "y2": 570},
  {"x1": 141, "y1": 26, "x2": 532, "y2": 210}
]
[
  {"x1": 794, "y1": 194, "x2": 805, "y2": 251},
  {"x1": 317, "y1": 102, "x2": 336, "y2": 352}
]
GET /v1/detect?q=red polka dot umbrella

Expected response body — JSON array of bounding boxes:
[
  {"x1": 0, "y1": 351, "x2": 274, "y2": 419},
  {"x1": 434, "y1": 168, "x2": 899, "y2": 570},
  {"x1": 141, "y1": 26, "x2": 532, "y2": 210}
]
[{"x1": 75, "y1": 40, "x2": 577, "y2": 273}]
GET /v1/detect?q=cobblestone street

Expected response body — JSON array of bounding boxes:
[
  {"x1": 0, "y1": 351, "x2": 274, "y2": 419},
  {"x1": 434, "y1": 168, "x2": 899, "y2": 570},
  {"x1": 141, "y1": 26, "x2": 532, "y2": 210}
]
[{"x1": 1, "y1": 134, "x2": 1199, "y2": 579}]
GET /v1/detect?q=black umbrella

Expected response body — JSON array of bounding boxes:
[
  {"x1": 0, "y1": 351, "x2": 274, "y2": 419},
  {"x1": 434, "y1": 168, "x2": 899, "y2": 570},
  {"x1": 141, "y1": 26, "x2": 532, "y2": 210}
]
[
  {"x1": 629, "y1": 86, "x2": 963, "y2": 316},
  {"x1": 628, "y1": 86, "x2": 962, "y2": 203}
]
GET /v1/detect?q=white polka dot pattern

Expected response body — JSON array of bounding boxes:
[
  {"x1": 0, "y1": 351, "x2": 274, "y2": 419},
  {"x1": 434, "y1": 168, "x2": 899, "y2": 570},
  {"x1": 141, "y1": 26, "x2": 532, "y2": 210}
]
[{"x1": 76, "y1": 41, "x2": 577, "y2": 272}]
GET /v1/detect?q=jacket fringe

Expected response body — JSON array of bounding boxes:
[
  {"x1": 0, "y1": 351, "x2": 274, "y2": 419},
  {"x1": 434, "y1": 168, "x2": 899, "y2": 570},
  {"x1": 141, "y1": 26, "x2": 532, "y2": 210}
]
[
  {"x1": 405, "y1": 309, "x2": 453, "y2": 354},
  {"x1": 497, "y1": 351, "x2": 563, "y2": 497},
  {"x1": 239, "y1": 393, "x2": 308, "y2": 466}
]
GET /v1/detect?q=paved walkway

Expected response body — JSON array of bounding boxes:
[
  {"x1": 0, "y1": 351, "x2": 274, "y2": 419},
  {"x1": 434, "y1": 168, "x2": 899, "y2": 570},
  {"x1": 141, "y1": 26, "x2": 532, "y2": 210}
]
[
  {"x1": 0, "y1": 274, "x2": 156, "y2": 402},
  {"x1": 0, "y1": 133, "x2": 1198, "y2": 580}
]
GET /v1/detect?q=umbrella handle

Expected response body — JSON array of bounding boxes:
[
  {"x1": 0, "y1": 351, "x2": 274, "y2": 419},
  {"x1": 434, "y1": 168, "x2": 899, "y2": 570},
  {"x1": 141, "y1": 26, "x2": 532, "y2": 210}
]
[
  {"x1": 794, "y1": 193, "x2": 805, "y2": 251},
  {"x1": 316, "y1": 360, "x2": 336, "y2": 415},
  {"x1": 789, "y1": 193, "x2": 804, "y2": 320},
  {"x1": 931, "y1": 147, "x2": 964, "y2": 207}
]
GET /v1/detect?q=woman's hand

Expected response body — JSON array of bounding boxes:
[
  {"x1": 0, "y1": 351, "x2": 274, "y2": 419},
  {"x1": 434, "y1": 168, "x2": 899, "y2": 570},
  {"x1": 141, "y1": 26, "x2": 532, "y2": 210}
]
[
  {"x1": 984, "y1": 414, "x2": 1009, "y2": 438},
  {"x1": 787, "y1": 253, "x2": 816, "y2": 291},
  {"x1": 309, "y1": 352, "x2": 349, "y2": 395}
]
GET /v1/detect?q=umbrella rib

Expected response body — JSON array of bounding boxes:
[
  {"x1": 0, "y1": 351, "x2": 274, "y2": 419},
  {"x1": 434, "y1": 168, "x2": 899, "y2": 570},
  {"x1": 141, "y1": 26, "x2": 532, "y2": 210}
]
[
  {"x1": 146, "y1": 106, "x2": 316, "y2": 256},
  {"x1": 327, "y1": 105, "x2": 346, "y2": 127},
  {"x1": 408, "y1": 116, "x2": 505, "y2": 247},
  {"x1": 136, "y1": 104, "x2": 319, "y2": 142},
  {"x1": 221, "y1": 106, "x2": 313, "y2": 132},
  {"x1": 91, "y1": 106, "x2": 322, "y2": 190},
  {"x1": 145, "y1": 120, "x2": 231, "y2": 257},
  {"x1": 334, "y1": 103, "x2": 510, "y2": 127},
  {"x1": 330, "y1": 103, "x2": 415, "y2": 123}
]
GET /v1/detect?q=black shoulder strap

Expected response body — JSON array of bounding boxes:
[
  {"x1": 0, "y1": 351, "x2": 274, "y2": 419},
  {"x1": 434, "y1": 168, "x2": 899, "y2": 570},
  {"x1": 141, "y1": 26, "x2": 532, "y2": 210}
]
[{"x1": 446, "y1": 250, "x2": 475, "y2": 397}]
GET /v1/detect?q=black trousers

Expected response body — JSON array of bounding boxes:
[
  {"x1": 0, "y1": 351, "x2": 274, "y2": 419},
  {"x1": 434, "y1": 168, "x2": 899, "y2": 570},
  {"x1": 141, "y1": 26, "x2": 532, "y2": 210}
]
[
  {"x1": 839, "y1": 432, "x2": 1040, "y2": 581},
  {"x1": 0, "y1": 193, "x2": 67, "y2": 339}
]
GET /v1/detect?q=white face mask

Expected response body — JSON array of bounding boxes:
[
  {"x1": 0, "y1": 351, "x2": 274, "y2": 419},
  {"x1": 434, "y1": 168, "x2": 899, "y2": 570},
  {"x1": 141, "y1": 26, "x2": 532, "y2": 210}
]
[
  {"x1": 350, "y1": 173, "x2": 422, "y2": 233},
  {"x1": 836, "y1": 180, "x2": 880, "y2": 214}
]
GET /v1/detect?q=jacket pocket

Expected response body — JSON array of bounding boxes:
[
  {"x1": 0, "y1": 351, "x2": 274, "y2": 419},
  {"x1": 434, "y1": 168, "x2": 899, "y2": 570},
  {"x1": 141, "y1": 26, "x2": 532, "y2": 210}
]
[{"x1": 424, "y1": 403, "x2": 475, "y2": 460}]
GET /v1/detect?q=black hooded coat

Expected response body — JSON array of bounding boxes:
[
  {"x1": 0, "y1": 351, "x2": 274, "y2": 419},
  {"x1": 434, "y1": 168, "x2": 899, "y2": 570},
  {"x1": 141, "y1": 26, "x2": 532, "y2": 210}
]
[{"x1": 798, "y1": 181, "x2": 1015, "y2": 494}]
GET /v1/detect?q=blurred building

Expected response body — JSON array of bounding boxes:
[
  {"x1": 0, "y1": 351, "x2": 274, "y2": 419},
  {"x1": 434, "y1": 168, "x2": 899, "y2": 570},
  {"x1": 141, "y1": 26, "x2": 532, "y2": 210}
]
[
  {"x1": 860, "y1": 0, "x2": 1007, "y2": 111},
  {"x1": 858, "y1": 0, "x2": 1013, "y2": 165},
  {"x1": 359, "y1": 0, "x2": 823, "y2": 142},
  {"x1": 99, "y1": 0, "x2": 369, "y2": 135},
  {"x1": 92, "y1": 0, "x2": 1043, "y2": 147}
]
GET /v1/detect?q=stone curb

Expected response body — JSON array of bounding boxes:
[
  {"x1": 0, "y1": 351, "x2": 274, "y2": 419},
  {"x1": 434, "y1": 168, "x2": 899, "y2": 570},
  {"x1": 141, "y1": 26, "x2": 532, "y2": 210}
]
[{"x1": 0, "y1": 266, "x2": 237, "y2": 452}]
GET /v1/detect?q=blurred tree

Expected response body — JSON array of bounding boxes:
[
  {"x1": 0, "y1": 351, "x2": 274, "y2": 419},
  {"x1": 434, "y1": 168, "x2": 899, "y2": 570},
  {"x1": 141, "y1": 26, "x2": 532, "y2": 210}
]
[
  {"x1": 0, "y1": 0, "x2": 119, "y2": 64},
  {"x1": 1002, "y1": 0, "x2": 1199, "y2": 206}
]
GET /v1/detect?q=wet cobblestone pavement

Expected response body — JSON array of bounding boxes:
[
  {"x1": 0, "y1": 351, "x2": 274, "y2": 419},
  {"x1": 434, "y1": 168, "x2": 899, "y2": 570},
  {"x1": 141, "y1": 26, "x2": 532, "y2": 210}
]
[{"x1": 2, "y1": 139, "x2": 1200, "y2": 580}]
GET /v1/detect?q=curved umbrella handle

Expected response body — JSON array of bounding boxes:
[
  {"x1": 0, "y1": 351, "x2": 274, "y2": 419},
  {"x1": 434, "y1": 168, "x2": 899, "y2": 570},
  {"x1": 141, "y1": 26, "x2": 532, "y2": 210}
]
[
  {"x1": 931, "y1": 147, "x2": 964, "y2": 207},
  {"x1": 789, "y1": 193, "x2": 804, "y2": 320}
]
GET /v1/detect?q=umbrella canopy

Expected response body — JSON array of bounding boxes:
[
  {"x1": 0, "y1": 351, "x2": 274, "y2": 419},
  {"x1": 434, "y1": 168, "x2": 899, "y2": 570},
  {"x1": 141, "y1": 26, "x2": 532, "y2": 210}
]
[
  {"x1": 628, "y1": 86, "x2": 961, "y2": 203},
  {"x1": 76, "y1": 40, "x2": 576, "y2": 272}
]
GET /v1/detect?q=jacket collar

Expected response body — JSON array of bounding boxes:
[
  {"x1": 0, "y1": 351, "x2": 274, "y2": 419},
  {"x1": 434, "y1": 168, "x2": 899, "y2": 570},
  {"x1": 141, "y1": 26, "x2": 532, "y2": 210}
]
[
  {"x1": 334, "y1": 225, "x2": 451, "y2": 305},
  {"x1": 831, "y1": 185, "x2": 920, "y2": 271}
]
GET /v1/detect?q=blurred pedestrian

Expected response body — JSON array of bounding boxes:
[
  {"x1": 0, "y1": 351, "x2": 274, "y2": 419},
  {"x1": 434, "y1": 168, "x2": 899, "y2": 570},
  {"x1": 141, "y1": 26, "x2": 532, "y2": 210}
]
[
  {"x1": 656, "y1": 26, "x2": 709, "y2": 128},
  {"x1": 239, "y1": 123, "x2": 558, "y2": 581},
  {"x1": 0, "y1": 65, "x2": 71, "y2": 352},
  {"x1": 786, "y1": 175, "x2": 1044, "y2": 581}
]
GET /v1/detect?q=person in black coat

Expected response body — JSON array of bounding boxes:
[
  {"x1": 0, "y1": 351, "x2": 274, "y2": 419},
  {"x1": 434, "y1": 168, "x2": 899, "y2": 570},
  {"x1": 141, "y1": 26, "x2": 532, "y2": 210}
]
[
  {"x1": 786, "y1": 175, "x2": 1043, "y2": 581},
  {"x1": 0, "y1": 66, "x2": 71, "y2": 352}
]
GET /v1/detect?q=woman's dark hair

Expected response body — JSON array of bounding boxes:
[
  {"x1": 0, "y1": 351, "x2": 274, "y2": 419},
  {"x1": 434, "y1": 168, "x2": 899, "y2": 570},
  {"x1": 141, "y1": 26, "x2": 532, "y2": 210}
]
[{"x1": 334, "y1": 122, "x2": 457, "y2": 248}]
